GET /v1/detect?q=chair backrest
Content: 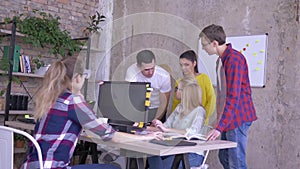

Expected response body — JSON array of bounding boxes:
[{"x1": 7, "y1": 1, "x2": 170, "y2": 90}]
[{"x1": 0, "y1": 125, "x2": 44, "y2": 169}]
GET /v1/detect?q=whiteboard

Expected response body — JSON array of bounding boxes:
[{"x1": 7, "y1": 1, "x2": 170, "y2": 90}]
[{"x1": 197, "y1": 34, "x2": 268, "y2": 87}]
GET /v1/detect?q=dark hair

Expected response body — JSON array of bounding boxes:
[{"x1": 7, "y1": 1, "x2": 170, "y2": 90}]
[
  {"x1": 179, "y1": 50, "x2": 199, "y2": 73},
  {"x1": 199, "y1": 24, "x2": 226, "y2": 45},
  {"x1": 136, "y1": 50, "x2": 156, "y2": 65}
]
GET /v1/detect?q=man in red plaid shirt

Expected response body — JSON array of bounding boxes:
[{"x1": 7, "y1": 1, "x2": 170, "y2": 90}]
[{"x1": 200, "y1": 24, "x2": 257, "y2": 169}]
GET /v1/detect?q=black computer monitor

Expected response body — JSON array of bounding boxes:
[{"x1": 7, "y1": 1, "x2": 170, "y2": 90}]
[{"x1": 97, "y1": 81, "x2": 150, "y2": 123}]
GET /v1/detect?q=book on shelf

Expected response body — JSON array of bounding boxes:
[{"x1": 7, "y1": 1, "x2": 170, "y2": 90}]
[
  {"x1": 24, "y1": 55, "x2": 31, "y2": 73},
  {"x1": 19, "y1": 55, "x2": 24, "y2": 73},
  {"x1": 3, "y1": 45, "x2": 20, "y2": 72},
  {"x1": 19, "y1": 55, "x2": 31, "y2": 73},
  {"x1": 163, "y1": 132, "x2": 207, "y2": 141}
]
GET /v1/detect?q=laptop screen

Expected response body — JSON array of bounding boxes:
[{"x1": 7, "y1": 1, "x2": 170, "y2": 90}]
[{"x1": 97, "y1": 81, "x2": 150, "y2": 122}]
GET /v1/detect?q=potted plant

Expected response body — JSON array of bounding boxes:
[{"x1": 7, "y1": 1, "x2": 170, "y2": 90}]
[
  {"x1": 14, "y1": 133, "x2": 27, "y2": 148},
  {"x1": 83, "y1": 11, "x2": 106, "y2": 36}
]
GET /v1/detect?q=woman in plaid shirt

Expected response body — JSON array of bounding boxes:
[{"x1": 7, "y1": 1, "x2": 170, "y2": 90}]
[{"x1": 21, "y1": 56, "x2": 160, "y2": 169}]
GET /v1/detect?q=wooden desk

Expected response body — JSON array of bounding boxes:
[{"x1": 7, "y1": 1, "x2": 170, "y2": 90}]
[
  {"x1": 4, "y1": 121, "x2": 237, "y2": 168},
  {"x1": 81, "y1": 130, "x2": 237, "y2": 169}
]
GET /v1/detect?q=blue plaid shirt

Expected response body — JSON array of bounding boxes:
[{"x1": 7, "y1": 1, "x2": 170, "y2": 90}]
[
  {"x1": 216, "y1": 44, "x2": 257, "y2": 132},
  {"x1": 21, "y1": 90, "x2": 115, "y2": 169}
]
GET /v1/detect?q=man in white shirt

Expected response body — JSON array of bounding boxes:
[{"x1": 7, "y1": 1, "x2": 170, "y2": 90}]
[{"x1": 125, "y1": 50, "x2": 171, "y2": 122}]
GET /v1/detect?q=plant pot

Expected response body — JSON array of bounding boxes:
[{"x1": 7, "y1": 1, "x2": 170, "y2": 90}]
[
  {"x1": 34, "y1": 64, "x2": 50, "y2": 76},
  {"x1": 15, "y1": 140, "x2": 25, "y2": 148},
  {"x1": 0, "y1": 97, "x2": 5, "y2": 111}
]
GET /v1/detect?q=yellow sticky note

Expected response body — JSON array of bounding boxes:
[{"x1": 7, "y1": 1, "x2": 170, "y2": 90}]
[
  {"x1": 260, "y1": 50, "x2": 265, "y2": 53},
  {"x1": 258, "y1": 60, "x2": 263, "y2": 64},
  {"x1": 145, "y1": 100, "x2": 150, "y2": 106},
  {"x1": 253, "y1": 52, "x2": 257, "y2": 56},
  {"x1": 255, "y1": 40, "x2": 259, "y2": 43},
  {"x1": 146, "y1": 92, "x2": 151, "y2": 98},
  {"x1": 138, "y1": 122, "x2": 144, "y2": 128},
  {"x1": 25, "y1": 114, "x2": 30, "y2": 119},
  {"x1": 255, "y1": 68, "x2": 260, "y2": 71}
]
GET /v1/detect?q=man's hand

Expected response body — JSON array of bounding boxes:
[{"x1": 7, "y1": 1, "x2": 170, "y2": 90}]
[{"x1": 207, "y1": 129, "x2": 221, "y2": 141}]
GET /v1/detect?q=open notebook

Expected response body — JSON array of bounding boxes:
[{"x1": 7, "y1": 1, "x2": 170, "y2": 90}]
[{"x1": 163, "y1": 132, "x2": 207, "y2": 141}]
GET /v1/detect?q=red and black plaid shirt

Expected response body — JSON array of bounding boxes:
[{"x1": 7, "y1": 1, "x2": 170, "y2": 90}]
[{"x1": 216, "y1": 44, "x2": 257, "y2": 132}]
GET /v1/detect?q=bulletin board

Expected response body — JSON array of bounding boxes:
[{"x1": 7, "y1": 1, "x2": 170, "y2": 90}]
[{"x1": 197, "y1": 34, "x2": 268, "y2": 87}]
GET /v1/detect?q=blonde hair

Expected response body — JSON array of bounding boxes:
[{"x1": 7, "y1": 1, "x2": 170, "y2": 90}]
[
  {"x1": 179, "y1": 77, "x2": 202, "y2": 116},
  {"x1": 34, "y1": 56, "x2": 84, "y2": 120}
]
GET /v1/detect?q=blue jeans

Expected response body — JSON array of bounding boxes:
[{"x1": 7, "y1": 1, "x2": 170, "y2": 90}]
[
  {"x1": 71, "y1": 164, "x2": 121, "y2": 169},
  {"x1": 148, "y1": 153, "x2": 204, "y2": 169},
  {"x1": 218, "y1": 122, "x2": 252, "y2": 169}
]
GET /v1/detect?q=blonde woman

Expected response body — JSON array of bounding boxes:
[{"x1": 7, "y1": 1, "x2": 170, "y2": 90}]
[
  {"x1": 21, "y1": 56, "x2": 160, "y2": 169},
  {"x1": 148, "y1": 77, "x2": 206, "y2": 169}
]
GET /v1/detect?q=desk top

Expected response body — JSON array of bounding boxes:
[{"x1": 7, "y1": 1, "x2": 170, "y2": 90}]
[
  {"x1": 5, "y1": 121, "x2": 237, "y2": 157},
  {"x1": 81, "y1": 130, "x2": 237, "y2": 156}
]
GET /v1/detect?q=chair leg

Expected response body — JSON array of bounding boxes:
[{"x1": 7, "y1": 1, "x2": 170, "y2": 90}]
[{"x1": 78, "y1": 141, "x2": 91, "y2": 164}]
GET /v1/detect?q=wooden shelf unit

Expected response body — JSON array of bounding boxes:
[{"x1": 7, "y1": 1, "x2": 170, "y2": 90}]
[
  {"x1": 0, "y1": 110, "x2": 33, "y2": 115},
  {"x1": 0, "y1": 70, "x2": 44, "y2": 78},
  {"x1": 0, "y1": 28, "x2": 25, "y2": 37}
]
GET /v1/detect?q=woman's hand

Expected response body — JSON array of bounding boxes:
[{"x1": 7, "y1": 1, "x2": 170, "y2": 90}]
[
  {"x1": 151, "y1": 119, "x2": 168, "y2": 132},
  {"x1": 144, "y1": 131, "x2": 163, "y2": 140},
  {"x1": 156, "y1": 124, "x2": 168, "y2": 132},
  {"x1": 151, "y1": 119, "x2": 163, "y2": 127},
  {"x1": 75, "y1": 91, "x2": 85, "y2": 98}
]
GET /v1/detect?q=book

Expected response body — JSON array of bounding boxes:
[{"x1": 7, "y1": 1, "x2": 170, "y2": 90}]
[
  {"x1": 3, "y1": 45, "x2": 20, "y2": 72},
  {"x1": 19, "y1": 55, "x2": 24, "y2": 73},
  {"x1": 23, "y1": 55, "x2": 31, "y2": 73},
  {"x1": 163, "y1": 132, "x2": 207, "y2": 141}
]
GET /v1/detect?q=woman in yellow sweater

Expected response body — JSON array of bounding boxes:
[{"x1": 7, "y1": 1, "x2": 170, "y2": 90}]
[{"x1": 171, "y1": 50, "x2": 216, "y2": 125}]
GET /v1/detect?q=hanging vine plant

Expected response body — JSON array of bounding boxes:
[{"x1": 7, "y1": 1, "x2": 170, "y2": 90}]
[{"x1": 5, "y1": 9, "x2": 82, "y2": 57}]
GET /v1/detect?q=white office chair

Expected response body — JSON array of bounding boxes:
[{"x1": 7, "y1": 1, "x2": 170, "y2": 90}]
[{"x1": 0, "y1": 125, "x2": 44, "y2": 169}]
